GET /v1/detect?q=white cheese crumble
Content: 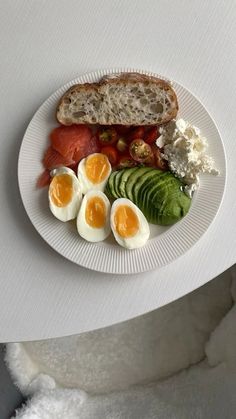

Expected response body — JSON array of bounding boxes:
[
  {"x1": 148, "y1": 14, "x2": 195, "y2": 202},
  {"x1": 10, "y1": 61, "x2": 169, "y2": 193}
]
[{"x1": 157, "y1": 119, "x2": 219, "y2": 197}]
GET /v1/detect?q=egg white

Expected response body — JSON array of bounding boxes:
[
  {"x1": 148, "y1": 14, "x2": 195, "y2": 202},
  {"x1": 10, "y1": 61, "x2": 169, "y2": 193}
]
[
  {"x1": 49, "y1": 167, "x2": 82, "y2": 222},
  {"x1": 50, "y1": 166, "x2": 75, "y2": 178},
  {"x1": 77, "y1": 153, "x2": 111, "y2": 194},
  {"x1": 110, "y1": 198, "x2": 150, "y2": 249},
  {"x1": 77, "y1": 190, "x2": 111, "y2": 242}
]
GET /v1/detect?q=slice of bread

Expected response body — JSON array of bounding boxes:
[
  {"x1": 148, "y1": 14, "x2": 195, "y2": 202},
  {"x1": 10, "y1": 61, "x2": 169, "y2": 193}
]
[{"x1": 57, "y1": 73, "x2": 178, "y2": 126}]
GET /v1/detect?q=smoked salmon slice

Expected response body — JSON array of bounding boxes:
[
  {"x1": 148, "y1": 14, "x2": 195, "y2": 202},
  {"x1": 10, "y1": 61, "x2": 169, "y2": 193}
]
[
  {"x1": 43, "y1": 146, "x2": 75, "y2": 170},
  {"x1": 50, "y1": 125, "x2": 98, "y2": 162},
  {"x1": 36, "y1": 170, "x2": 51, "y2": 188}
]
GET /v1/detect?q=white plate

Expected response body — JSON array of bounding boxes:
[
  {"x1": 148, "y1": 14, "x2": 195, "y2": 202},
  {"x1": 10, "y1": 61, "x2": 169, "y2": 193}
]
[{"x1": 18, "y1": 68, "x2": 226, "y2": 274}]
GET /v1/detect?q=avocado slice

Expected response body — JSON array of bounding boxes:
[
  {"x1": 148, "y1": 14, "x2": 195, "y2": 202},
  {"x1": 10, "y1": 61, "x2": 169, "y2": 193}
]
[
  {"x1": 118, "y1": 167, "x2": 137, "y2": 198},
  {"x1": 125, "y1": 166, "x2": 153, "y2": 201},
  {"x1": 105, "y1": 167, "x2": 192, "y2": 226}
]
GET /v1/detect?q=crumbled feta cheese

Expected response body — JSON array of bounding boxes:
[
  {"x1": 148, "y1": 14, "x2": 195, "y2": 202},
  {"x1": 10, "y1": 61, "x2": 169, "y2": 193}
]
[
  {"x1": 156, "y1": 135, "x2": 165, "y2": 148},
  {"x1": 158, "y1": 119, "x2": 219, "y2": 197}
]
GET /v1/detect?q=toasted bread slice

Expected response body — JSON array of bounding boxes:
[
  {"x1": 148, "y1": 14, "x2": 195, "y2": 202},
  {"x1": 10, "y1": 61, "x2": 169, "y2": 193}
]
[{"x1": 57, "y1": 73, "x2": 178, "y2": 126}]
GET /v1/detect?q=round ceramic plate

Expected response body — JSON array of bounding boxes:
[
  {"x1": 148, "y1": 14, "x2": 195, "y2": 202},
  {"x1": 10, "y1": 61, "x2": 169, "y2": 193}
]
[{"x1": 18, "y1": 68, "x2": 226, "y2": 274}]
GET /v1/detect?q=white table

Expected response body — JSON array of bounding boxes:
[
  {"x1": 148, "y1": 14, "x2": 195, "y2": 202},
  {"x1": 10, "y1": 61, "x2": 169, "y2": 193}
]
[{"x1": 0, "y1": 0, "x2": 236, "y2": 342}]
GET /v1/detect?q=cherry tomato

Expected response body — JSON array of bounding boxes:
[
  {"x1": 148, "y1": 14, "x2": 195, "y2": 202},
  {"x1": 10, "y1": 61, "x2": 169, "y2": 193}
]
[
  {"x1": 116, "y1": 137, "x2": 128, "y2": 153},
  {"x1": 113, "y1": 125, "x2": 131, "y2": 135},
  {"x1": 97, "y1": 127, "x2": 118, "y2": 145},
  {"x1": 118, "y1": 155, "x2": 137, "y2": 169},
  {"x1": 101, "y1": 146, "x2": 118, "y2": 166},
  {"x1": 144, "y1": 127, "x2": 160, "y2": 145},
  {"x1": 151, "y1": 145, "x2": 169, "y2": 171},
  {"x1": 145, "y1": 153, "x2": 155, "y2": 167},
  {"x1": 129, "y1": 127, "x2": 145, "y2": 141},
  {"x1": 129, "y1": 139, "x2": 153, "y2": 163}
]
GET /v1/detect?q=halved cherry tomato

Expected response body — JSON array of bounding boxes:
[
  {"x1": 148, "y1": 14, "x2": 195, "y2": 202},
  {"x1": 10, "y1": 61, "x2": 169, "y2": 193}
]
[
  {"x1": 113, "y1": 125, "x2": 131, "y2": 135},
  {"x1": 145, "y1": 127, "x2": 160, "y2": 145},
  {"x1": 116, "y1": 137, "x2": 128, "y2": 153},
  {"x1": 145, "y1": 153, "x2": 155, "y2": 167},
  {"x1": 97, "y1": 127, "x2": 118, "y2": 146},
  {"x1": 129, "y1": 127, "x2": 145, "y2": 141},
  {"x1": 117, "y1": 155, "x2": 137, "y2": 169},
  {"x1": 101, "y1": 146, "x2": 118, "y2": 166},
  {"x1": 151, "y1": 145, "x2": 169, "y2": 171},
  {"x1": 129, "y1": 139, "x2": 153, "y2": 163}
]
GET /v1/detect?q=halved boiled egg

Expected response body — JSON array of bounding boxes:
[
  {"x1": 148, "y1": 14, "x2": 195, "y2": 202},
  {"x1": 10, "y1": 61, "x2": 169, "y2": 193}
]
[
  {"x1": 77, "y1": 153, "x2": 111, "y2": 194},
  {"x1": 77, "y1": 190, "x2": 111, "y2": 242},
  {"x1": 49, "y1": 167, "x2": 82, "y2": 222},
  {"x1": 110, "y1": 198, "x2": 150, "y2": 249}
]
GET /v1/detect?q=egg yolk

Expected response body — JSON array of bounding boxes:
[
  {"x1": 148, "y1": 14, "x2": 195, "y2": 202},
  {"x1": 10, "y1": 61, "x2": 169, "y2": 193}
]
[
  {"x1": 85, "y1": 154, "x2": 110, "y2": 184},
  {"x1": 85, "y1": 197, "x2": 106, "y2": 228},
  {"x1": 50, "y1": 174, "x2": 73, "y2": 207},
  {"x1": 114, "y1": 205, "x2": 139, "y2": 238}
]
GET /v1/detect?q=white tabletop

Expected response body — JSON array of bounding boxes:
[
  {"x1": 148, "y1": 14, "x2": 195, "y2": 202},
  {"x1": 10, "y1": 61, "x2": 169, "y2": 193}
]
[{"x1": 0, "y1": 0, "x2": 236, "y2": 342}]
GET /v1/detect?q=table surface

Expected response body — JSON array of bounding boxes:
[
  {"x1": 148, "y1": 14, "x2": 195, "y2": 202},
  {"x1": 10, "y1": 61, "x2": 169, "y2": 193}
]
[{"x1": 1, "y1": 0, "x2": 236, "y2": 342}]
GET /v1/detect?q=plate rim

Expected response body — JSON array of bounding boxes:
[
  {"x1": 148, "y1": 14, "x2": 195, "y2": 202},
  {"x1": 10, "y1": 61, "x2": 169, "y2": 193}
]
[{"x1": 18, "y1": 67, "x2": 227, "y2": 274}]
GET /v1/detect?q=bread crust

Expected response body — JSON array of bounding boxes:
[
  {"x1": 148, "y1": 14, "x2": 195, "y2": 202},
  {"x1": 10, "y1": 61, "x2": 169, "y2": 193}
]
[{"x1": 56, "y1": 73, "x2": 178, "y2": 125}]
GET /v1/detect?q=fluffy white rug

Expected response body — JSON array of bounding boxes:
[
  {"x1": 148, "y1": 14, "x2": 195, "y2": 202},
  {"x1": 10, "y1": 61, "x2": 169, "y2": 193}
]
[{"x1": 6, "y1": 267, "x2": 236, "y2": 418}]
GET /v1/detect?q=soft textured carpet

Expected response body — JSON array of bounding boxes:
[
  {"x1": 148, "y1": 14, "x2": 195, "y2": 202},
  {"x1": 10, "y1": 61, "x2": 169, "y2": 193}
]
[{"x1": 6, "y1": 267, "x2": 236, "y2": 418}]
